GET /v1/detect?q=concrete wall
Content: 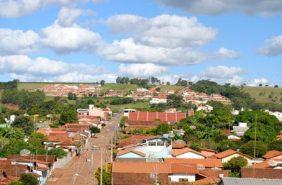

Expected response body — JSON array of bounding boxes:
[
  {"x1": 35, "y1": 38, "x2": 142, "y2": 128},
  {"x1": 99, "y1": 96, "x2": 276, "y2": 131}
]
[
  {"x1": 176, "y1": 152, "x2": 205, "y2": 159},
  {"x1": 168, "y1": 174, "x2": 196, "y2": 182}
]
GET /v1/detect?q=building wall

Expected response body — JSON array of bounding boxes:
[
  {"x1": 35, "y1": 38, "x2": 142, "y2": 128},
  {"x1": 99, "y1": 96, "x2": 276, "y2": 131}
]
[
  {"x1": 117, "y1": 152, "x2": 145, "y2": 159},
  {"x1": 168, "y1": 174, "x2": 196, "y2": 182},
  {"x1": 176, "y1": 152, "x2": 205, "y2": 159},
  {"x1": 222, "y1": 154, "x2": 251, "y2": 165}
]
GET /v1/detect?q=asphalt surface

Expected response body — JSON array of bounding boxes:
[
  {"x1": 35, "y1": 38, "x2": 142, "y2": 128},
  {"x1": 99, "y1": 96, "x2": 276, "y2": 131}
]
[{"x1": 46, "y1": 114, "x2": 120, "y2": 185}]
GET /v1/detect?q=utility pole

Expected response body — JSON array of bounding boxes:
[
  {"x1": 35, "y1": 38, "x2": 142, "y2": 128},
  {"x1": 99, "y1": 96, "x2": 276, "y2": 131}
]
[
  {"x1": 90, "y1": 148, "x2": 94, "y2": 185},
  {"x1": 254, "y1": 113, "x2": 257, "y2": 158},
  {"x1": 100, "y1": 149, "x2": 103, "y2": 185}
]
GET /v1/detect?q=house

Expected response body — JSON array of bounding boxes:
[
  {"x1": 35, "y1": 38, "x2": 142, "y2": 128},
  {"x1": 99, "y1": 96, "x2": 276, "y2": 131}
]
[
  {"x1": 263, "y1": 150, "x2": 282, "y2": 161},
  {"x1": 197, "y1": 105, "x2": 213, "y2": 112},
  {"x1": 127, "y1": 111, "x2": 187, "y2": 127},
  {"x1": 112, "y1": 160, "x2": 228, "y2": 185},
  {"x1": 232, "y1": 122, "x2": 249, "y2": 136},
  {"x1": 149, "y1": 94, "x2": 167, "y2": 104},
  {"x1": 265, "y1": 110, "x2": 282, "y2": 122},
  {"x1": 213, "y1": 149, "x2": 252, "y2": 165},
  {"x1": 200, "y1": 149, "x2": 216, "y2": 158},
  {"x1": 220, "y1": 177, "x2": 282, "y2": 185},
  {"x1": 172, "y1": 148, "x2": 206, "y2": 159},
  {"x1": 77, "y1": 104, "x2": 112, "y2": 121},
  {"x1": 123, "y1": 109, "x2": 136, "y2": 117},
  {"x1": 116, "y1": 137, "x2": 172, "y2": 162}
]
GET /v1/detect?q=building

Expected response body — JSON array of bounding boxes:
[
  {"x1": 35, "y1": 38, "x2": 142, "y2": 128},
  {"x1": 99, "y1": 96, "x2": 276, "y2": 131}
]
[
  {"x1": 265, "y1": 110, "x2": 282, "y2": 122},
  {"x1": 149, "y1": 94, "x2": 167, "y2": 104},
  {"x1": 232, "y1": 122, "x2": 249, "y2": 136},
  {"x1": 213, "y1": 149, "x2": 252, "y2": 165},
  {"x1": 127, "y1": 111, "x2": 187, "y2": 127},
  {"x1": 77, "y1": 104, "x2": 112, "y2": 121},
  {"x1": 112, "y1": 160, "x2": 228, "y2": 185},
  {"x1": 220, "y1": 177, "x2": 282, "y2": 185}
]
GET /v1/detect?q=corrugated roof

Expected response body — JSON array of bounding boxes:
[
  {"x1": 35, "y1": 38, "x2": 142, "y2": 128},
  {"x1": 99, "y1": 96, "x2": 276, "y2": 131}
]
[{"x1": 220, "y1": 177, "x2": 282, "y2": 185}]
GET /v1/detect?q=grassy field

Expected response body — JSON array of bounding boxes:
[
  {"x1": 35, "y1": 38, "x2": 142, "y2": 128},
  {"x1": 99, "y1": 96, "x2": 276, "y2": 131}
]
[
  {"x1": 101, "y1": 83, "x2": 138, "y2": 93},
  {"x1": 17, "y1": 82, "x2": 95, "y2": 90},
  {"x1": 243, "y1": 86, "x2": 282, "y2": 104},
  {"x1": 158, "y1": 85, "x2": 184, "y2": 93},
  {"x1": 108, "y1": 101, "x2": 150, "y2": 113}
]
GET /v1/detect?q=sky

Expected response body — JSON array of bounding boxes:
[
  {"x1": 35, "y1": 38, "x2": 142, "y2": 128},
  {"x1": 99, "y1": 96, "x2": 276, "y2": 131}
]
[{"x1": 0, "y1": 0, "x2": 282, "y2": 86}]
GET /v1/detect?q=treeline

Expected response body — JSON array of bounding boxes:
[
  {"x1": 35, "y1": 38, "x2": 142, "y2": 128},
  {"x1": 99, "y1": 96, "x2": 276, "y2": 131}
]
[
  {"x1": 116, "y1": 76, "x2": 161, "y2": 87},
  {"x1": 2, "y1": 89, "x2": 45, "y2": 110},
  {"x1": 0, "y1": 80, "x2": 18, "y2": 90},
  {"x1": 191, "y1": 80, "x2": 256, "y2": 110}
]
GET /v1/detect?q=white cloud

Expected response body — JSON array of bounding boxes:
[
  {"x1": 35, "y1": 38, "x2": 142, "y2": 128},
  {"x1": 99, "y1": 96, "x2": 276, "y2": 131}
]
[
  {"x1": 100, "y1": 38, "x2": 207, "y2": 65},
  {"x1": 203, "y1": 65, "x2": 244, "y2": 79},
  {"x1": 247, "y1": 78, "x2": 269, "y2": 86},
  {"x1": 118, "y1": 63, "x2": 168, "y2": 77},
  {"x1": 157, "y1": 0, "x2": 282, "y2": 15},
  {"x1": 107, "y1": 14, "x2": 217, "y2": 48},
  {"x1": 0, "y1": 0, "x2": 82, "y2": 18},
  {"x1": 57, "y1": 7, "x2": 83, "y2": 27},
  {"x1": 0, "y1": 55, "x2": 115, "y2": 82},
  {"x1": 260, "y1": 35, "x2": 282, "y2": 56},
  {"x1": 216, "y1": 47, "x2": 240, "y2": 59},
  {"x1": 0, "y1": 29, "x2": 39, "y2": 54},
  {"x1": 41, "y1": 23, "x2": 102, "y2": 54}
]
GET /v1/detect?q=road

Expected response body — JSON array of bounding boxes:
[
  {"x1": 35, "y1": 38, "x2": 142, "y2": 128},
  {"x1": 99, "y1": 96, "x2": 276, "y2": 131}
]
[{"x1": 47, "y1": 114, "x2": 120, "y2": 185}]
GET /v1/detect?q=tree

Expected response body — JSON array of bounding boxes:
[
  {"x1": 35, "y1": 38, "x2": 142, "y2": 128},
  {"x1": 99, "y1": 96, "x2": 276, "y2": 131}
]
[
  {"x1": 100, "y1": 80, "x2": 105, "y2": 86},
  {"x1": 59, "y1": 106, "x2": 78, "y2": 125},
  {"x1": 167, "y1": 94, "x2": 183, "y2": 108},
  {"x1": 12, "y1": 116, "x2": 34, "y2": 135},
  {"x1": 48, "y1": 148, "x2": 67, "y2": 158},
  {"x1": 95, "y1": 164, "x2": 112, "y2": 185},
  {"x1": 268, "y1": 140, "x2": 282, "y2": 151},
  {"x1": 119, "y1": 116, "x2": 127, "y2": 129},
  {"x1": 240, "y1": 141, "x2": 267, "y2": 157},
  {"x1": 90, "y1": 127, "x2": 100, "y2": 136},
  {"x1": 68, "y1": 92, "x2": 77, "y2": 100},
  {"x1": 223, "y1": 156, "x2": 247, "y2": 177},
  {"x1": 19, "y1": 173, "x2": 38, "y2": 185},
  {"x1": 155, "y1": 123, "x2": 170, "y2": 135}
]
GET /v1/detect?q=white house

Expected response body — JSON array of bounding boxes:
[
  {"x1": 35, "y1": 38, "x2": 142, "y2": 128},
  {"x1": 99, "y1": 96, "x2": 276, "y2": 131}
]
[
  {"x1": 77, "y1": 104, "x2": 112, "y2": 120},
  {"x1": 232, "y1": 122, "x2": 249, "y2": 136},
  {"x1": 172, "y1": 148, "x2": 206, "y2": 159},
  {"x1": 214, "y1": 149, "x2": 252, "y2": 165}
]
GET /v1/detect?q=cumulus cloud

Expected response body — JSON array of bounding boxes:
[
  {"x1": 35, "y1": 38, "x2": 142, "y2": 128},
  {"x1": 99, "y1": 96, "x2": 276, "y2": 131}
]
[
  {"x1": 0, "y1": 0, "x2": 82, "y2": 18},
  {"x1": 118, "y1": 63, "x2": 168, "y2": 77},
  {"x1": 0, "y1": 55, "x2": 115, "y2": 82},
  {"x1": 100, "y1": 38, "x2": 207, "y2": 65},
  {"x1": 107, "y1": 14, "x2": 217, "y2": 48},
  {"x1": 156, "y1": 0, "x2": 282, "y2": 15},
  {"x1": 203, "y1": 65, "x2": 244, "y2": 79},
  {"x1": 41, "y1": 23, "x2": 102, "y2": 54},
  {"x1": 216, "y1": 47, "x2": 240, "y2": 59},
  {"x1": 260, "y1": 35, "x2": 282, "y2": 56},
  {"x1": 0, "y1": 29, "x2": 39, "y2": 55},
  {"x1": 102, "y1": 14, "x2": 239, "y2": 65},
  {"x1": 57, "y1": 7, "x2": 83, "y2": 27}
]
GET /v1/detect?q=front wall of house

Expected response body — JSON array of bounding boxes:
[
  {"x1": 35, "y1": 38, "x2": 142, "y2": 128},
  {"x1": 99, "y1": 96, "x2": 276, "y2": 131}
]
[
  {"x1": 176, "y1": 152, "x2": 205, "y2": 159},
  {"x1": 168, "y1": 174, "x2": 196, "y2": 182},
  {"x1": 117, "y1": 152, "x2": 144, "y2": 159},
  {"x1": 222, "y1": 154, "x2": 251, "y2": 165}
]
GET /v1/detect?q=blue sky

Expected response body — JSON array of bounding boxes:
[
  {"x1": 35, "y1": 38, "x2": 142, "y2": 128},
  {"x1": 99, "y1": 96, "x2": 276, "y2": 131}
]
[{"x1": 0, "y1": 0, "x2": 281, "y2": 85}]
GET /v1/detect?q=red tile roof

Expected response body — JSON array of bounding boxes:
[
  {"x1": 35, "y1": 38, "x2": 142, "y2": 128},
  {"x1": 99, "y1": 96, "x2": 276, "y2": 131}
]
[
  {"x1": 263, "y1": 150, "x2": 282, "y2": 159},
  {"x1": 164, "y1": 158, "x2": 223, "y2": 168},
  {"x1": 117, "y1": 135, "x2": 158, "y2": 148},
  {"x1": 214, "y1": 149, "x2": 252, "y2": 159},
  {"x1": 172, "y1": 148, "x2": 205, "y2": 157},
  {"x1": 112, "y1": 162, "x2": 170, "y2": 174},
  {"x1": 128, "y1": 111, "x2": 186, "y2": 124}
]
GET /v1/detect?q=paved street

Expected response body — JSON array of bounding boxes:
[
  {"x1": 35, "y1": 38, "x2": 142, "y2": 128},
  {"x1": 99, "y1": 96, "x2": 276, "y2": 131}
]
[{"x1": 46, "y1": 114, "x2": 120, "y2": 185}]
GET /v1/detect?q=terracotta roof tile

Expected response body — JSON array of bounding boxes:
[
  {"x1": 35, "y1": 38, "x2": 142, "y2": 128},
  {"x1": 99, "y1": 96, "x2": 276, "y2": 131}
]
[
  {"x1": 117, "y1": 149, "x2": 146, "y2": 157},
  {"x1": 172, "y1": 148, "x2": 205, "y2": 157},
  {"x1": 164, "y1": 158, "x2": 223, "y2": 168},
  {"x1": 263, "y1": 150, "x2": 282, "y2": 159}
]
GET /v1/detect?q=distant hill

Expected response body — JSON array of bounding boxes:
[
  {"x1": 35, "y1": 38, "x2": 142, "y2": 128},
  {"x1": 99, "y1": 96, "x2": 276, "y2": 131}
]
[{"x1": 243, "y1": 86, "x2": 282, "y2": 104}]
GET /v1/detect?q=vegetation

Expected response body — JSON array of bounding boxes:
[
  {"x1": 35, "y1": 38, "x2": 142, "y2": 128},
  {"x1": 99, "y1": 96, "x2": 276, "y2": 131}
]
[
  {"x1": 223, "y1": 156, "x2": 248, "y2": 177},
  {"x1": 240, "y1": 141, "x2": 268, "y2": 157},
  {"x1": 95, "y1": 163, "x2": 112, "y2": 185},
  {"x1": 48, "y1": 148, "x2": 68, "y2": 158},
  {"x1": 90, "y1": 126, "x2": 101, "y2": 136}
]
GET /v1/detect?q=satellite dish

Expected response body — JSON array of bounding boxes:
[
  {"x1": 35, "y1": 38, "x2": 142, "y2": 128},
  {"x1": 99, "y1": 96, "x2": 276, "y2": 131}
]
[{"x1": 20, "y1": 149, "x2": 31, "y2": 156}]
